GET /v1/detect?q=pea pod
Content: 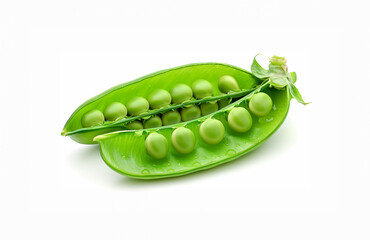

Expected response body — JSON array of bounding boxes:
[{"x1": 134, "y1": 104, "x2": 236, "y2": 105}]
[
  {"x1": 94, "y1": 84, "x2": 289, "y2": 179},
  {"x1": 61, "y1": 63, "x2": 261, "y2": 144}
]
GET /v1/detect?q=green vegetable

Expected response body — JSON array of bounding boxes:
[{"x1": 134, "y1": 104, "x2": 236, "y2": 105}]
[
  {"x1": 199, "y1": 118, "x2": 225, "y2": 145},
  {"x1": 227, "y1": 107, "x2": 253, "y2": 133},
  {"x1": 171, "y1": 127, "x2": 196, "y2": 154},
  {"x1": 145, "y1": 133, "x2": 168, "y2": 159},
  {"x1": 249, "y1": 93, "x2": 273, "y2": 117},
  {"x1": 126, "y1": 97, "x2": 149, "y2": 116},
  {"x1": 192, "y1": 79, "x2": 214, "y2": 99},
  {"x1": 103, "y1": 102, "x2": 127, "y2": 121},
  {"x1": 81, "y1": 110, "x2": 104, "y2": 128},
  {"x1": 147, "y1": 89, "x2": 171, "y2": 109},
  {"x1": 218, "y1": 75, "x2": 240, "y2": 93},
  {"x1": 162, "y1": 110, "x2": 181, "y2": 126},
  {"x1": 181, "y1": 105, "x2": 201, "y2": 122},
  {"x1": 63, "y1": 54, "x2": 308, "y2": 179},
  {"x1": 170, "y1": 84, "x2": 193, "y2": 104}
]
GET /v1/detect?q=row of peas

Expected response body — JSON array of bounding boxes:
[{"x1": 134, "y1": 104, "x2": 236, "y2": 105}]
[
  {"x1": 145, "y1": 92, "x2": 273, "y2": 159},
  {"x1": 81, "y1": 76, "x2": 241, "y2": 128}
]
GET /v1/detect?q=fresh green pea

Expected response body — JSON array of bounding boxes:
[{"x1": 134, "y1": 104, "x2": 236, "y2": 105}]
[
  {"x1": 170, "y1": 84, "x2": 193, "y2": 104},
  {"x1": 218, "y1": 98, "x2": 230, "y2": 109},
  {"x1": 144, "y1": 115, "x2": 162, "y2": 129},
  {"x1": 147, "y1": 89, "x2": 171, "y2": 109},
  {"x1": 200, "y1": 102, "x2": 218, "y2": 116},
  {"x1": 180, "y1": 105, "x2": 201, "y2": 122},
  {"x1": 162, "y1": 110, "x2": 181, "y2": 126},
  {"x1": 199, "y1": 118, "x2": 225, "y2": 145},
  {"x1": 81, "y1": 109, "x2": 105, "y2": 128},
  {"x1": 145, "y1": 132, "x2": 168, "y2": 159},
  {"x1": 218, "y1": 75, "x2": 240, "y2": 94},
  {"x1": 126, "y1": 121, "x2": 143, "y2": 130},
  {"x1": 249, "y1": 92, "x2": 273, "y2": 117},
  {"x1": 192, "y1": 79, "x2": 214, "y2": 99},
  {"x1": 126, "y1": 97, "x2": 149, "y2": 116},
  {"x1": 171, "y1": 127, "x2": 196, "y2": 154},
  {"x1": 228, "y1": 107, "x2": 253, "y2": 133},
  {"x1": 103, "y1": 102, "x2": 127, "y2": 121}
]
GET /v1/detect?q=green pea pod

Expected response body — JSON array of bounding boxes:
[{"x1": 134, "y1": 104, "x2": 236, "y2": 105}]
[
  {"x1": 61, "y1": 63, "x2": 261, "y2": 144},
  {"x1": 94, "y1": 84, "x2": 290, "y2": 179}
]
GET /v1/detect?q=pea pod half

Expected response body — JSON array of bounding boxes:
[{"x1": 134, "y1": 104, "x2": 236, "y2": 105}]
[
  {"x1": 61, "y1": 63, "x2": 261, "y2": 144},
  {"x1": 94, "y1": 84, "x2": 289, "y2": 179}
]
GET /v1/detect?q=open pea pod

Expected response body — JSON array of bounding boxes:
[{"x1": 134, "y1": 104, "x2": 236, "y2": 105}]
[
  {"x1": 61, "y1": 63, "x2": 261, "y2": 144},
  {"x1": 94, "y1": 84, "x2": 290, "y2": 179}
]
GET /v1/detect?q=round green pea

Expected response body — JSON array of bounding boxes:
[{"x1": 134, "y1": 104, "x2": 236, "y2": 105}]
[
  {"x1": 103, "y1": 102, "x2": 127, "y2": 121},
  {"x1": 126, "y1": 97, "x2": 149, "y2": 116},
  {"x1": 81, "y1": 109, "x2": 104, "y2": 128},
  {"x1": 218, "y1": 75, "x2": 240, "y2": 94},
  {"x1": 181, "y1": 105, "x2": 201, "y2": 122},
  {"x1": 162, "y1": 110, "x2": 181, "y2": 126},
  {"x1": 126, "y1": 121, "x2": 143, "y2": 130},
  {"x1": 218, "y1": 98, "x2": 230, "y2": 109},
  {"x1": 145, "y1": 132, "x2": 168, "y2": 159},
  {"x1": 170, "y1": 84, "x2": 193, "y2": 104},
  {"x1": 192, "y1": 79, "x2": 214, "y2": 99},
  {"x1": 228, "y1": 107, "x2": 253, "y2": 133},
  {"x1": 199, "y1": 119, "x2": 225, "y2": 145},
  {"x1": 147, "y1": 89, "x2": 171, "y2": 109},
  {"x1": 200, "y1": 102, "x2": 218, "y2": 116},
  {"x1": 144, "y1": 115, "x2": 162, "y2": 129},
  {"x1": 171, "y1": 127, "x2": 196, "y2": 154},
  {"x1": 249, "y1": 92, "x2": 273, "y2": 117}
]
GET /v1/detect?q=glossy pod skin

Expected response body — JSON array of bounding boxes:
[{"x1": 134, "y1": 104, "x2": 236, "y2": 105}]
[
  {"x1": 61, "y1": 63, "x2": 261, "y2": 144},
  {"x1": 94, "y1": 85, "x2": 291, "y2": 179}
]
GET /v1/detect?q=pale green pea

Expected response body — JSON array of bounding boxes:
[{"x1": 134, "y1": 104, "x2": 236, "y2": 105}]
[
  {"x1": 81, "y1": 109, "x2": 105, "y2": 128},
  {"x1": 171, "y1": 127, "x2": 196, "y2": 154},
  {"x1": 199, "y1": 119, "x2": 225, "y2": 145},
  {"x1": 218, "y1": 75, "x2": 240, "y2": 93},
  {"x1": 145, "y1": 133, "x2": 169, "y2": 159},
  {"x1": 126, "y1": 97, "x2": 149, "y2": 116},
  {"x1": 147, "y1": 89, "x2": 171, "y2": 109},
  {"x1": 192, "y1": 79, "x2": 214, "y2": 99},
  {"x1": 180, "y1": 105, "x2": 201, "y2": 122},
  {"x1": 162, "y1": 110, "x2": 181, "y2": 126},
  {"x1": 170, "y1": 84, "x2": 193, "y2": 104},
  {"x1": 103, "y1": 102, "x2": 127, "y2": 121},
  {"x1": 126, "y1": 121, "x2": 143, "y2": 130},
  {"x1": 200, "y1": 102, "x2": 218, "y2": 116},
  {"x1": 249, "y1": 92, "x2": 273, "y2": 117},
  {"x1": 144, "y1": 115, "x2": 162, "y2": 129},
  {"x1": 228, "y1": 107, "x2": 253, "y2": 133}
]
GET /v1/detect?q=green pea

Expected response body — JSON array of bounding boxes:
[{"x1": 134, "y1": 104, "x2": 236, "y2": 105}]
[
  {"x1": 127, "y1": 121, "x2": 143, "y2": 130},
  {"x1": 199, "y1": 119, "x2": 225, "y2": 145},
  {"x1": 147, "y1": 89, "x2": 171, "y2": 109},
  {"x1": 218, "y1": 98, "x2": 230, "y2": 109},
  {"x1": 192, "y1": 79, "x2": 214, "y2": 99},
  {"x1": 126, "y1": 97, "x2": 149, "y2": 116},
  {"x1": 180, "y1": 105, "x2": 201, "y2": 122},
  {"x1": 162, "y1": 110, "x2": 181, "y2": 126},
  {"x1": 249, "y1": 92, "x2": 273, "y2": 117},
  {"x1": 103, "y1": 102, "x2": 127, "y2": 121},
  {"x1": 170, "y1": 84, "x2": 193, "y2": 104},
  {"x1": 171, "y1": 127, "x2": 196, "y2": 154},
  {"x1": 81, "y1": 109, "x2": 105, "y2": 128},
  {"x1": 228, "y1": 107, "x2": 252, "y2": 133},
  {"x1": 144, "y1": 115, "x2": 162, "y2": 129},
  {"x1": 218, "y1": 75, "x2": 240, "y2": 94},
  {"x1": 145, "y1": 132, "x2": 168, "y2": 159},
  {"x1": 200, "y1": 102, "x2": 218, "y2": 116}
]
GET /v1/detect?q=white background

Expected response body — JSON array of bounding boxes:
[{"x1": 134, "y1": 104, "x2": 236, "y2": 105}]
[{"x1": 1, "y1": 0, "x2": 369, "y2": 239}]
